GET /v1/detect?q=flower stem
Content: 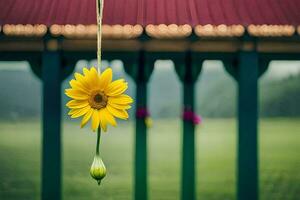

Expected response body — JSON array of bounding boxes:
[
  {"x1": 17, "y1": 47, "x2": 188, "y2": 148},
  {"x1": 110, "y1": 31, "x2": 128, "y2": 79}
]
[{"x1": 96, "y1": 126, "x2": 101, "y2": 155}]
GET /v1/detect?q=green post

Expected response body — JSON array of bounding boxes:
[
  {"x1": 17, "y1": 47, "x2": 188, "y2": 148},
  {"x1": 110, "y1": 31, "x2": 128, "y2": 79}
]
[
  {"x1": 135, "y1": 81, "x2": 148, "y2": 200},
  {"x1": 237, "y1": 51, "x2": 259, "y2": 200},
  {"x1": 41, "y1": 51, "x2": 62, "y2": 200},
  {"x1": 182, "y1": 81, "x2": 196, "y2": 200},
  {"x1": 175, "y1": 52, "x2": 202, "y2": 200},
  {"x1": 123, "y1": 51, "x2": 153, "y2": 200}
]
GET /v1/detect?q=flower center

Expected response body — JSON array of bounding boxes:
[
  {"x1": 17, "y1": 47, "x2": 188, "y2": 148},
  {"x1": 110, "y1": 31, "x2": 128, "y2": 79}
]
[
  {"x1": 94, "y1": 94, "x2": 103, "y2": 103},
  {"x1": 89, "y1": 91, "x2": 108, "y2": 110}
]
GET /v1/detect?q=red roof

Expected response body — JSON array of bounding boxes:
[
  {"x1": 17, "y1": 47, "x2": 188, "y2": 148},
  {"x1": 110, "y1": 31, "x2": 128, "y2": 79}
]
[{"x1": 1, "y1": 0, "x2": 300, "y2": 26}]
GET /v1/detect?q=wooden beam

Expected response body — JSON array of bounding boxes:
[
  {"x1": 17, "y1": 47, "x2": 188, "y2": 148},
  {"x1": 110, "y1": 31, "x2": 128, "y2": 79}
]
[
  {"x1": 257, "y1": 41, "x2": 300, "y2": 53},
  {"x1": 1, "y1": 37, "x2": 300, "y2": 54},
  {"x1": 62, "y1": 39, "x2": 142, "y2": 51},
  {"x1": 0, "y1": 40, "x2": 43, "y2": 51}
]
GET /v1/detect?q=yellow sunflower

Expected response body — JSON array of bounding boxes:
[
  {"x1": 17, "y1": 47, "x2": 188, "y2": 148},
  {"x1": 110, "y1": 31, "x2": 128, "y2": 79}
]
[{"x1": 65, "y1": 67, "x2": 133, "y2": 132}]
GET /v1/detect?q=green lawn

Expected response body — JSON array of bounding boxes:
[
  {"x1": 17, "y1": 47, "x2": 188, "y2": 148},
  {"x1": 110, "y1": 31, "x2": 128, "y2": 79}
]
[{"x1": 0, "y1": 118, "x2": 299, "y2": 200}]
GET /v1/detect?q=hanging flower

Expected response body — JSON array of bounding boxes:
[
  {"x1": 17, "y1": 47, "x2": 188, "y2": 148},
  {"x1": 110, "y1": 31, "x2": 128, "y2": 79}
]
[{"x1": 65, "y1": 67, "x2": 133, "y2": 132}]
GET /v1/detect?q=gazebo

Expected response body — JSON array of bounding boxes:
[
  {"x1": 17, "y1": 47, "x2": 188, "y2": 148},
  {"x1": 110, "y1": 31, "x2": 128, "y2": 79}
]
[{"x1": 1, "y1": 0, "x2": 300, "y2": 200}]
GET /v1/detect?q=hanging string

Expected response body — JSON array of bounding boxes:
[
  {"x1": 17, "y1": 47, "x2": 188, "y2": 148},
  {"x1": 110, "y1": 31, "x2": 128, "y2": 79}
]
[
  {"x1": 96, "y1": 0, "x2": 104, "y2": 155},
  {"x1": 96, "y1": 0, "x2": 104, "y2": 74}
]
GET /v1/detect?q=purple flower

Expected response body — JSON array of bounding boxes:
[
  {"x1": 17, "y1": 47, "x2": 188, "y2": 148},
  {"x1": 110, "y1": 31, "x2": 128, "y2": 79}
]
[
  {"x1": 182, "y1": 108, "x2": 202, "y2": 125},
  {"x1": 136, "y1": 107, "x2": 150, "y2": 118}
]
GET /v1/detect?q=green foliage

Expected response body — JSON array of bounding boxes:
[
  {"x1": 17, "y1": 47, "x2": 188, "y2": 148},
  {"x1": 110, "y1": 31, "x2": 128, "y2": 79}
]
[
  {"x1": 260, "y1": 75, "x2": 300, "y2": 117},
  {"x1": 0, "y1": 69, "x2": 41, "y2": 120},
  {"x1": 195, "y1": 67, "x2": 237, "y2": 118}
]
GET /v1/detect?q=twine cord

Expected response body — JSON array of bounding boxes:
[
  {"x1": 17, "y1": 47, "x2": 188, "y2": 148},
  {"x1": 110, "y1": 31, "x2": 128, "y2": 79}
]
[
  {"x1": 95, "y1": 0, "x2": 104, "y2": 153},
  {"x1": 96, "y1": 0, "x2": 104, "y2": 74}
]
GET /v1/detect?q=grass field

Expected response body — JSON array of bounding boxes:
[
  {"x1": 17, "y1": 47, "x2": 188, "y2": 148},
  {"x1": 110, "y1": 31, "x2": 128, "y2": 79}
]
[{"x1": 0, "y1": 118, "x2": 299, "y2": 200}]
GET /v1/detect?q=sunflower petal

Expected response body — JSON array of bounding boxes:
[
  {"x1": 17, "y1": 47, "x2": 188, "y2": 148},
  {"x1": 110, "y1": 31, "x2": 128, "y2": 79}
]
[
  {"x1": 80, "y1": 108, "x2": 93, "y2": 128},
  {"x1": 71, "y1": 105, "x2": 91, "y2": 118},
  {"x1": 89, "y1": 67, "x2": 101, "y2": 89},
  {"x1": 99, "y1": 68, "x2": 112, "y2": 90},
  {"x1": 103, "y1": 108, "x2": 117, "y2": 127},
  {"x1": 91, "y1": 109, "x2": 100, "y2": 131},
  {"x1": 107, "y1": 105, "x2": 129, "y2": 120},
  {"x1": 66, "y1": 100, "x2": 89, "y2": 109},
  {"x1": 74, "y1": 72, "x2": 90, "y2": 89},
  {"x1": 105, "y1": 79, "x2": 125, "y2": 89},
  {"x1": 108, "y1": 101, "x2": 131, "y2": 110},
  {"x1": 105, "y1": 79, "x2": 128, "y2": 96},
  {"x1": 68, "y1": 109, "x2": 78, "y2": 116},
  {"x1": 83, "y1": 67, "x2": 90, "y2": 76},
  {"x1": 65, "y1": 89, "x2": 89, "y2": 100},
  {"x1": 81, "y1": 68, "x2": 95, "y2": 89},
  {"x1": 99, "y1": 109, "x2": 108, "y2": 132},
  {"x1": 108, "y1": 94, "x2": 133, "y2": 105},
  {"x1": 69, "y1": 79, "x2": 89, "y2": 93}
]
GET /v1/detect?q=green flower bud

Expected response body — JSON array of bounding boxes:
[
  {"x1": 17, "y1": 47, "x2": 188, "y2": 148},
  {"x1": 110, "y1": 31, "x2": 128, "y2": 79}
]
[{"x1": 90, "y1": 155, "x2": 106, "y2": 185}]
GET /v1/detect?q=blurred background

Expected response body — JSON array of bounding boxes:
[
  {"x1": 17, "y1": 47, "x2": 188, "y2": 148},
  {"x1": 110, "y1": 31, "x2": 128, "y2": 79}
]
[{"x1": 0, "y1": 60, "x2": 299, "y2": 200}]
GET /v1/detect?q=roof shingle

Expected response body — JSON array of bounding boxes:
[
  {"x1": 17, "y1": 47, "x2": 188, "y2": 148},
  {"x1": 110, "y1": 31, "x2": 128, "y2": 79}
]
[{"x1": 1, "y1": 0, "x2": 300, "y2": 26}]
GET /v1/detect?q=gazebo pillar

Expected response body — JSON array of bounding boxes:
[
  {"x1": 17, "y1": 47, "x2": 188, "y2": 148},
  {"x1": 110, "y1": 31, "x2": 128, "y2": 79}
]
[
  {"x1": 41, "y1": 50, "x2": 62, "y2": 200},
  {"x1": 30, "y1": 40, "x2": 76, "y2": 200},
  {"x1": 175, "y1": 52, "x2": 202, "y2": 200},
  {"x1": 225, "y1": 47, "x2": 268, "y2": 200},
  {"x1": 124, "y1": 51, "x2": 154, "y2": 200},
  {"x1": 237, "y1": 50, "x2": 259, "y2": 200},
  {"x1": 134, "y1": 80, "x2": 148, "y2": 200}
]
